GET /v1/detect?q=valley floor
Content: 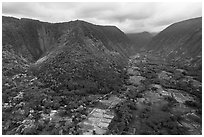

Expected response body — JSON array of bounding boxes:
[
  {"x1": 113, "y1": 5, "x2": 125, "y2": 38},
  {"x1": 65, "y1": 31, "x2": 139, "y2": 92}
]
[
  {"x1": 78, "y1": 53, "x2": 202, "y2": 135},
  {"x1": 2, "y1": 52, "x2": 202, "y2": 135}
]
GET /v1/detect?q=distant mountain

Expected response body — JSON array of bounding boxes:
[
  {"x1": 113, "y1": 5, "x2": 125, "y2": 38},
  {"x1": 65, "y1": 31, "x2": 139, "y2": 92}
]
[
  {"x1": 126, "y1": 32, "x2": 154, "y2": 51},
  {"x1": 146, "y1": 17, "x2": 202, "y2": 66},
  {"x1": 3, "y1": 16, "x2": 134, "y2": 94}
]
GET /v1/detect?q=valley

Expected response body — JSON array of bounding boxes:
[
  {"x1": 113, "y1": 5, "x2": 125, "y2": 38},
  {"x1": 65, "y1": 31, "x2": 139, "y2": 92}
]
[
  {"x1": 2, "y1": 16, "x2": 202, "y2": 135},
  {"x1": 79, "y1": 52, "x2": 202, "y2": 135},
  {"x1": 2, "y1": 51, "x2": 202, "y2": 135}
]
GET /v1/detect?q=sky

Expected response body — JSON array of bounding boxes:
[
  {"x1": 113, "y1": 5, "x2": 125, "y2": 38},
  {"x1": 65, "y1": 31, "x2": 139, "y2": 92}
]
[{"x1": 2, "y1": 2, "x2": 202, "y2": 33}]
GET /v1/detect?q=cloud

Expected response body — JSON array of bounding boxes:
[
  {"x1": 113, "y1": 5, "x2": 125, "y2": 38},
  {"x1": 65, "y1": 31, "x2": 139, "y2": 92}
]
[
  {"x1": 148, "y1": 3, "x2": 202, "y2": 27},
  {"x1": 75, "y1": 3, "x2": 157, "y2": 22},
  {"x1": 2, "y1": 2, "x2": 202, "y2": 33}
]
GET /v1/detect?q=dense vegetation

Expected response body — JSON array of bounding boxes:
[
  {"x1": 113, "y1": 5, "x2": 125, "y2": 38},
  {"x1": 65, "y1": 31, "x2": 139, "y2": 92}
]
[
  {"x1": 2, "y1": 42, "x2": 127, "y2": 135},
  {"x1": 107, "y1": 53, "x2": 201, "y2": 135},
  {"x1": 2, "y1": 16, "x2": 202, "y2": 135}
]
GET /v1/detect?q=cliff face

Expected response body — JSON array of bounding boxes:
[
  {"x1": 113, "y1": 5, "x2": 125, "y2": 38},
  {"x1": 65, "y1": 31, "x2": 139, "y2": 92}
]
[
  {"x1": 146, "y1": 17, "x2": 202, "y2": 65},
  {"x1": 3, "y1": 17, "x2": 55, "y2": 61},
  {"x1": 3, "y1": 16, "x2": 133, "y2": 62},
  {"x1": 3, "y1": 16, "x2": 134, "y2": 94}
]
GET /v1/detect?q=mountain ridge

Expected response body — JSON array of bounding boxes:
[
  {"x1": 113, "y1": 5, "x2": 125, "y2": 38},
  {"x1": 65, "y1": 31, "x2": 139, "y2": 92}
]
[
  {"x1": 3, "y1": 15, "x2": 133, "y2": 95},
  {"x1": 146, "y1": 17, "x2": 201, "y2": 53},
  {"x1": 2, "y1": 16, "x2": 133, "y2": 62},
  {"x1": 145, "y1": 17, "x2": 202, "y2": 66}
]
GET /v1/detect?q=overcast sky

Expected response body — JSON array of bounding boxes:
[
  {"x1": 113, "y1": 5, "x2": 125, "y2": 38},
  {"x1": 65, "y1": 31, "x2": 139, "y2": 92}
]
[{"x1": 2, "y1": 2, "x2": 202, "y2": 33}]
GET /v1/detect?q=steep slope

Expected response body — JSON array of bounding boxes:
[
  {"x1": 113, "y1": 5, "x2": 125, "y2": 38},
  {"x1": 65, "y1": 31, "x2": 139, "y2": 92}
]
[
  {"x1": 3, "y1": 16, "x2": 133, "y2": 61},
  {"x1": 77, "y1": 20, "x2": 133, "y2": 56},
  {"x1": 3, "y1": 16, "x2": 133, "y2": 94},
  {"x1": 3, "y1": 16, "x2": 133, "y2": 134},
  {"x1": 3, "y1": 17, "x2": 56, "y2": 61},
  {"x1": 126, "y1": 32, "x2": 154, "y2": 51},
  {"x1": 146, "y1": 17, "x2": 202, "y2": 65},
  {"x1": 31, "y1": 28, "x2": 127, "y2": 93}
]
